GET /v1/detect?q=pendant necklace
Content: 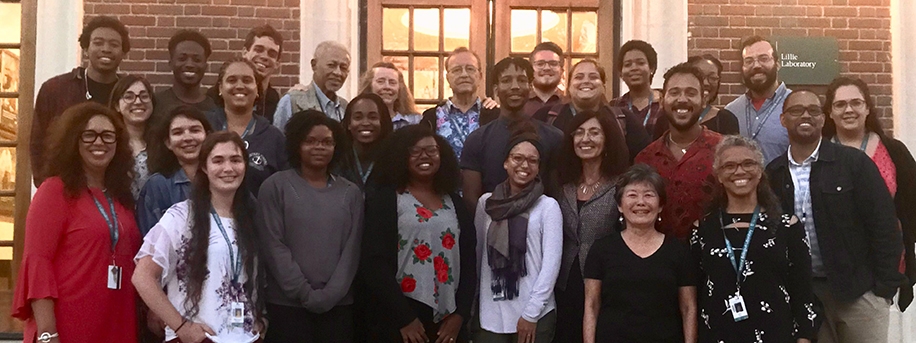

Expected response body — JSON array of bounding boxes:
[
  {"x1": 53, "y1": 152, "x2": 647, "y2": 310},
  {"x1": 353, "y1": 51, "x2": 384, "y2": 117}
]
[{"x1": 668, "y1": 134, "x2": 699, "y2": 154}]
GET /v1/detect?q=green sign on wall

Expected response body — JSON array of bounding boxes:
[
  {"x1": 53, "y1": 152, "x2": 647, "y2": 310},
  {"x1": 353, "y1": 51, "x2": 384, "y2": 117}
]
[{"x1": 773, "y1": 36, "x2": 840, "y2": 85}]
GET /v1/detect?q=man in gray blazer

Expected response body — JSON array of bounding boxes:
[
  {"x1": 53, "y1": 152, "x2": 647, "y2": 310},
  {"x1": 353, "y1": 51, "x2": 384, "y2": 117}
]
[{"x1": 273, "y1": 41, "x2": 351, "y2": 129}]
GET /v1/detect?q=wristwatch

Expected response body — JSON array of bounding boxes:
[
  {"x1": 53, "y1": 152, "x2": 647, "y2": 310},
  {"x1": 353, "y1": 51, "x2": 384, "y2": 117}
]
[{"x1": 38, "y1": 332, "x2": 58, "y2": 343}]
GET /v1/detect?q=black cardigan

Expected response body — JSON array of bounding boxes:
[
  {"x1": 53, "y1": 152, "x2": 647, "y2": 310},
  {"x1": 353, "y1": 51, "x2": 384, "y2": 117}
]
[
  {"x1": 877, "y1": 135, "x2": 916, "y2": 309},
  {"x1": 419, "y1": 102, "x2": 500, "y2": 131},
  {"x1": 359, "y1": 184, "x2": 478, "y2": 329}
]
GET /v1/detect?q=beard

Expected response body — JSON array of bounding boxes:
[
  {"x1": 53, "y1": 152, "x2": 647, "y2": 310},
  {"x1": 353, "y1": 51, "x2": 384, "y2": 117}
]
[
  {"x1": 533, "y1": 77, "x2": 561, "y2": 92},
  {"x1": 742, "y1": 66, "x2": 778, "y2": 93},
  {"x1": 666, "y1": 107, "x2": 702, "y2": 131}
]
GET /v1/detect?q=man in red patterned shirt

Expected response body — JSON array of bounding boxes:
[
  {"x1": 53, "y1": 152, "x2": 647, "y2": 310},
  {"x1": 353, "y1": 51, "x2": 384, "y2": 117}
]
[{"x1": 635, "y1": 62, "x2": 722, "y2": 240}]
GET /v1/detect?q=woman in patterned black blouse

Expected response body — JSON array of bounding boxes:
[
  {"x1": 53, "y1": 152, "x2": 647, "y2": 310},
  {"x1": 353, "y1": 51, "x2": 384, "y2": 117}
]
[{"x1": 690, "y1": 135, "x2": 816, "y2": 343}]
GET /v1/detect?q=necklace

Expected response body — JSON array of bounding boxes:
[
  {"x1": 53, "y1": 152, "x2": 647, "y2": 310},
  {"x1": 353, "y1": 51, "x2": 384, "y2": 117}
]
[
  {"x1": 668, "y1": 133, "x2": 699, "y2": 154},
  {"x1": 579, "y1": 178, "x2": 602, "y2": 195}
]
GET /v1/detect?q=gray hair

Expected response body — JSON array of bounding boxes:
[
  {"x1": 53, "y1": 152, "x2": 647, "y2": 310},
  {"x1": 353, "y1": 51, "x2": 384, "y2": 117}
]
[
  {"x1": 313, "y1": 40, "x2": 349, "y2": 59},
  {"x1": 713, "y1": 135, "x2": 765, "y2": 173}
]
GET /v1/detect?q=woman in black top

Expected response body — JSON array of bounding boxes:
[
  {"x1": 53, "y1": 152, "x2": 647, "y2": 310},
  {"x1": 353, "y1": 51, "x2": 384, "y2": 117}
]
[
  {"x1": 552, "y1": 110, "x2": 629, "y2": 343},
  {"x1": 583, "y1": 164, "x2": 697, "y2": 343},
  {"x1": 652, "y1": 55, "x2": 739, "y2": 140},
  {"x1": 360, "y1": 125, "x2": 477, "y2": 342},
  {"x1": 691, "y1": 135, "x2": 814, "y2": 343},
  {"x1": 337, "y1": 93, "x2": 393, "y2": 189}
]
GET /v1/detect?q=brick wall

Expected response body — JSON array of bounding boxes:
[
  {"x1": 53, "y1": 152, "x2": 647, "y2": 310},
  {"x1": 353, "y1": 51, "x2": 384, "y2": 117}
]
[
  {"x1": 688, "y1": 0, "x2": 893, "y2": 131},
  {"x1": 84, "y1": 0, "x2": 301, "y2": 95}
]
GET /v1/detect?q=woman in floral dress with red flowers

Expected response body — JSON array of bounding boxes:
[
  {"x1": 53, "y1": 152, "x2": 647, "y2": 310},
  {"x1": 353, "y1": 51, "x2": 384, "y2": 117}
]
[{"x1": 361, "y1": 124, "x2": 477, "y2": 343}]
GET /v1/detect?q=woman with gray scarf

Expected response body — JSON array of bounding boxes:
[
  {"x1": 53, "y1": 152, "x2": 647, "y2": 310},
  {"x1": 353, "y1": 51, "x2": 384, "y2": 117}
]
[
  {"x1": 474, "y1": 125, "x2": 562, "y2": 343},
  {"x1": 552, "y1": 110, "x2": 630, "y2": 343}
]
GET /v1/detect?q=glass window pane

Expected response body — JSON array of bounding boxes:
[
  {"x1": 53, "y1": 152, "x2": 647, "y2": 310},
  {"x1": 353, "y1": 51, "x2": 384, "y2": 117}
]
[
  {"x1": 443, "y1": 8, "x2": 470, "y2": 51},
  {"x1": 0, "y1": 148, "x2": 14, "y2": 191},
  {"x1": 1, "y1": 49, "x2": 19, "y2": 94},
  {"x1": 0, "y1": 98, "x2": 15, "y2": 141},
  {"x1": 383, "y1": 8, "x2": 409, "y2": 51},
  {"x1": 413, "y1": 8, "x2": 440, "y2": 52},
  {"x1": 571, "y1": 12, "x2": 598, "y2": 53},
  {"x1": 541, "y1": 10, "x2": 567, "y2": 52},
  {"x1": 510, "y1": 9, "x2": 538, "y2": 53},
  {"x1": 413, "y1": 57, "x2": 440, "y2": 100},
  {"x1": 0, "y1": 3, "x2": 20, "y2": 44}
]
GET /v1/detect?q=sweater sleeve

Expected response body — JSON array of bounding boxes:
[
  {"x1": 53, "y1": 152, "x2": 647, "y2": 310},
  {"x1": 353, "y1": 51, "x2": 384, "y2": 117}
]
[
  {"x1": 12, "y1": 179, "x2": 68, "y2": 319},
  {"x1": 521, "y1": 198, "x2": 563, "y2": 322},
  {"x1": 30, "y1": 82, "x2": 55, "y2": 185},
  {"x1": 255, "y1": 176, "x2": 314, "y2": 304},
  {"x1": 359, "y1": 187, "x2": 417, "y2": 328},
  {"x1": 452, "y1": 193, "x2": 478, "y2": 320},
  {"x1": 305, "y1": 187, "x2": 364, "y2": 313},
  {"x1": 272, "y1": 94, "x2": 293, "y2": 130}
]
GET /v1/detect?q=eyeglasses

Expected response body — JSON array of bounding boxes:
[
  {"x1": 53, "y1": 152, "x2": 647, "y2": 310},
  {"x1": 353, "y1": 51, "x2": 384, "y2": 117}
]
[
  {"x1": 784, "y1": 105, "x2": 824, "y2": 117},
  {"x1": 508, "y1": 153, "x2": 539, "y2": 167},
  {"x1": 832, "y1": 98, "x2": 866, "y2": 112},
  {"x1": 743, "y1": 55, "x2": 773, "y2": 67},
  {"x1": 409, "y1": 145, "x2": 439, "y2": 157},
  {"x1": 80, "y1": 130, "x2": 117, "y2": 144},
  {"x1": 303, "y1": 138, "x2": 336, "y2": 147},
  {"x1": 448, "y1": 65, "x2": 479, "y2": 75},
  {"x1": 121, "y1": 92, "x2": 151, "y2": 103},
  {"x1": 533, "y1": 60, "x2": 561, "y2": 69},
  {"x1": 719, "y1": 159, "x2": 759, "y2": 174}
]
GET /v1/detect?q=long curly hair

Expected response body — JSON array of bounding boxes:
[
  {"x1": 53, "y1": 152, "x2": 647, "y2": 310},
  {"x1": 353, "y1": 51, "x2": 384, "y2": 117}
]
[
  {"x1": 556, "y1": 109, "x2": 629, "y2": 185},
  {"x1": 108, "y1": 75, "x2": 155, "y2": 151},
  {"x1": 43, "y1": 102, "x2": 135, "y2": 207},
  {"x1": 708, "y1": 135, "x2": 782, "y2": 218},
  {"x1": 375, "y1": 124, "x2": 460, "y2": 195},
  {"x1": 183, "y1": 131, "x2": 261, "y2": 323},
  {"x1": 147, "y1": 105, "x2": 213, "y2": 176},
  {"x1": 358, "y1": 62, "x2": 420, "y2": 115}
]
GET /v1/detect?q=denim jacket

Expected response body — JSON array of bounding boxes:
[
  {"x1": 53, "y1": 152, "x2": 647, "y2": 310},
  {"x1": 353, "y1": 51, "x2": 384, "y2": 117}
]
[{"x1": 136, "y1": 169, "x2": 192, "y2": 237}]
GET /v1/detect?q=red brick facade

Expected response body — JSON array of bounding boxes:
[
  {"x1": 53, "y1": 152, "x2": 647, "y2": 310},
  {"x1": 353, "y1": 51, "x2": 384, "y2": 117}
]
[
  {"x1": 688, "y1": 0, "x2": 893, "y2": 131},
  {"x1": 84, "y1": 0, "x2": 302, "y2": 94}
]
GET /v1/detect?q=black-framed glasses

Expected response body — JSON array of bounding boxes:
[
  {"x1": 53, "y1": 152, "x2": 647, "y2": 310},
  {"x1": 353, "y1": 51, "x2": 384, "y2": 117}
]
[
  {"x1": 121, "y1": 92, "x2": 151, "y2": 103},
  {"x1": 508, "y1": 153, "x2": 539, "y2": 167},
  {"x1": 831, "y1": 99, "x2": 866, "y2": 112},
  {"x1": 533, "y1": 60, "x2": 561, "y2": 69},
  {"x1": 409, "y1": 145, "x2": 439, "y2": 157},
  {"x1": 784, "y1": 105, "x2": 824, "y2": 117},
  {"x1": 80, "y1": 130, "x2": 117, "y2": 144},
  {"x1": 719, "y1": 159, "x2": 759, "y2": 174},
  {"x1": 303, "y1": 138, "x2": 336, "y2": 147}
]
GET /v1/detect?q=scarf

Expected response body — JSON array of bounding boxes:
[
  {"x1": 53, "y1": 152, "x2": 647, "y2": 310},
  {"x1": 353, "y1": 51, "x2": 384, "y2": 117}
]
[{"x1": 484, "y1": 178, "x2": 544, "y2": 300}]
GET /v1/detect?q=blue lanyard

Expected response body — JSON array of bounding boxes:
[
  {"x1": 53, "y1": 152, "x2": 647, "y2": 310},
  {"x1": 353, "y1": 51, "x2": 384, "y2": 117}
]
[
  {"x1": 91, "y1": 191, "x2": 120, "y2": 254},
  {"x1": 744, "y1": 88, "x2": 786, "y2": 139},
  {"x1": 720, "y1": 206, "x2": 760, "y2": 284},
  {"x1": 211, "y1": 209, "x2": 242, "y2": 285},
  {"x1": 221, "y1": 117, "x2": 256, "y2": 139},
  {"x1": 352, "y1": 146, "x2": 374, "y2": 184},
  {"x1": 698, "y1": 105, "x2": 712, "y2": 122},
  {"x1": 627, "y1": 92, "x2": 655, "y2": 127}
]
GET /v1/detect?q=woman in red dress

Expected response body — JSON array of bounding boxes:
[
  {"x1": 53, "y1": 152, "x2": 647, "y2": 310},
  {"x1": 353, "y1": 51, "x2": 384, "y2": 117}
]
[{"x1": 13, "y1": 102, "x2": 141, "y2": 343}]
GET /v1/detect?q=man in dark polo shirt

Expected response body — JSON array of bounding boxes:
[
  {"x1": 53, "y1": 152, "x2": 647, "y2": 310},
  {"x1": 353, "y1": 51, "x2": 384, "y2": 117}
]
[
  {"x1": 460, "y1": 57, "x2": 563, "y2": 211},
  {"x1": 524, "y1": 42, "x2": 565, "y2": 117},
  {"x1": 31, "y1": 16, "x2": 130, "y2": 185},
  {"x1": 152, "y1": 30, "x2": 217, "y2": 123}
]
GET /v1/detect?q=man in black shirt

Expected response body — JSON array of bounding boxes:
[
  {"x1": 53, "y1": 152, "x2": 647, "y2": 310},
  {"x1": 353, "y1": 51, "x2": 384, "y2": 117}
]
[{"x1": 152, "y1": 30, "x2": 216, "y2": 123}]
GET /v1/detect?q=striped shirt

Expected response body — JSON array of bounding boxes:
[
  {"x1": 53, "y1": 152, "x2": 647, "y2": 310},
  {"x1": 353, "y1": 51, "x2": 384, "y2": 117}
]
[{"x1": 788, "y1": 139, "x2": 825, "y2": 277}]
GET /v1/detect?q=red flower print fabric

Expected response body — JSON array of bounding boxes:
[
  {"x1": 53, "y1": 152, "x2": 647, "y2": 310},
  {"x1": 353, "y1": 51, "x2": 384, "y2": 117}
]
[{"x1": 400, "y1": 275, "x2": 416, "y2": 293}]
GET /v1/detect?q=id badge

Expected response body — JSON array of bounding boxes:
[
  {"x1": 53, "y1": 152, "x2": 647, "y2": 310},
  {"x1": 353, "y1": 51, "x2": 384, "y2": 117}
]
[
  {"x1": 490, "y1": 279, "x2": 507, "y2": 301},
  {"x1": 727, "y1": 293, "x2": 749, "y2": 322},
  {"x1": 107, "y1": 265, "x2": 122, "y2": 290},
  {"x1": 230, "y1": 301, "x2": 245, "y2": 326}
]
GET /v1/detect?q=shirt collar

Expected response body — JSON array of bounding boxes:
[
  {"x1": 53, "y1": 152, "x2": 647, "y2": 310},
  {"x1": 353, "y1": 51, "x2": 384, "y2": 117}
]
[
  {"x1": 788, "y1": 138, "x2": 823, "y2": 166},
  {"x1": 173, "y1": 168, "x2": 191, "y2": 184},
  {"x1": 445, "y1": 97, "x2": 482, "y2": 114},
  {"x1": 311, "y1": 81, "x2": 339, "y2": 108}
]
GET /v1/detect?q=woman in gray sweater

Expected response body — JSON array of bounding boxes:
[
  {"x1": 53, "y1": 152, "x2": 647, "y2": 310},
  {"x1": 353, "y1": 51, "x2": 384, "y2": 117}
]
[
  {"x1": 256, "y1": 110, "x2": 364, "y2": 342},
  {"x1": 552, "y1": 110, "x2": 630, "y2": 343}
]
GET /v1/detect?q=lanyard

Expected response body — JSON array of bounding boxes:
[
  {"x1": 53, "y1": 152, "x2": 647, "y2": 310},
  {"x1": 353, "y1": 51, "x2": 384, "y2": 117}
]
[
  {"x1": 831, "y1": 135, "x2": 869, "y2": 151},
  {"x1": 744, "y1": 92, "x2": 783, "y2": 139},
  {"x1": 211, "y1": 209, "x2": 242, "y2": 285},
  {"x1": 91, "y1": 191, "x2": 120, "y2": 254},
  {"x1": 698, "y1": 105, "x2": 712, "y2": 122},
  {"x1": 352, "y1": 146, "x2": 374, "y2": 184},
  {"x1": 222, "y1": 117, "x2": 256, "y2": 139},
  {"x1": 719, "y1": 206, "x2": 760, "y2": 285},
  {"x1": 628, "y1": 92, "x2": 655, "y2": 127}
]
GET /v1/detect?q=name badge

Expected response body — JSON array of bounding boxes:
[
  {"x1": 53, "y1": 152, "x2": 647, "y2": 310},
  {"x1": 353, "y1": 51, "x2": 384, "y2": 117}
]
[
  {"x1": 727, "y1": 293, "x2": 749, "y2": 322},
  {"x1": 491, "y1": 279, "x2": 507, "y2": 301},
  {"x1": 230, "y1": 301, "x2": 245, "y2": 326},
  {"x1": 107, "y1": 265, "x2": 122, "y2": 290}
]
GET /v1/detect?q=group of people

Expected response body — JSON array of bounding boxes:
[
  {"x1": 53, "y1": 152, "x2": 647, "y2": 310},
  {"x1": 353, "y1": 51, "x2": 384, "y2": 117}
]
[{"x1": 11, "y1": 15, "x2": 914, "y2": 343}]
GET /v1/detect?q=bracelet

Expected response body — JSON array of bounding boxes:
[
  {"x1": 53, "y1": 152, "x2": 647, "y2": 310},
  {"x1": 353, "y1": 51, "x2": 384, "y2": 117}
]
[
  {"x1": 174, "y1": 318, "x2": 189, "y2": 333},
  {"x1": 37, "y1": 332, "x2": 58, "y2": 343}
]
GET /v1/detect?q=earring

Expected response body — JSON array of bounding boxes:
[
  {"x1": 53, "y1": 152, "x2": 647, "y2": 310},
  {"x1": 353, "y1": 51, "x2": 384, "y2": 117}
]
[
  {"x1": 618, "y1": 215, "x2": 624, "y2": 223},
  {"x1": 657, "y1": 216, "x2": 662, "y2": 222}
]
